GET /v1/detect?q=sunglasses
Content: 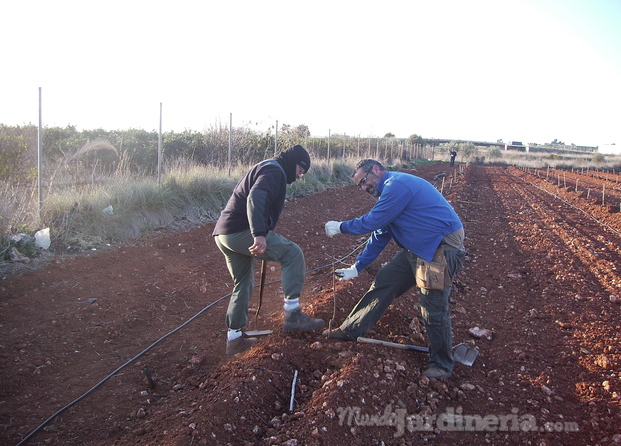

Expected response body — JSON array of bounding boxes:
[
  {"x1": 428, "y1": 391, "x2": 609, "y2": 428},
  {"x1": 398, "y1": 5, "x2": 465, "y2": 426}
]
[{"x1": 357, "y1": 166, "x2": 374, "y2": 189}]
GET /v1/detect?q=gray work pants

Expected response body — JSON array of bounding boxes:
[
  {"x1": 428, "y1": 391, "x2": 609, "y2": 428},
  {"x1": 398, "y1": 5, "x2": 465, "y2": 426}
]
[
  {"x1": 214, "y1": 230, "x2": 305, "y2": 330},
  {"x1": 339, "y1": 246, "x2": 465, "y2": 372}
]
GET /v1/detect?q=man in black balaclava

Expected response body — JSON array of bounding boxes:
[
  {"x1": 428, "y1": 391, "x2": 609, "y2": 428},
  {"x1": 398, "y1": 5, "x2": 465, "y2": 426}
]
[
  {"x1": 213, "y1": 145, "x2": 324, "y2": 356},
  {"x1": 275, "y1": 143, "x2": 311, "y2": 184}
]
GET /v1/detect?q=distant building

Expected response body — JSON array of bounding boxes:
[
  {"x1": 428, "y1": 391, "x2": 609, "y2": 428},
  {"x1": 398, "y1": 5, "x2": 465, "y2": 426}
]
[{"x1": 504, "y1": 141, "x2": 528, "y2": 152}]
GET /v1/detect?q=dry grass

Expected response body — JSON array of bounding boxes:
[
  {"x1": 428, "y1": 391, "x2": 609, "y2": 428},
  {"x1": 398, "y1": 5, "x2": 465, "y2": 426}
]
[{"x1": 1, "y1": 156, "x2": 359, "y2": 257}]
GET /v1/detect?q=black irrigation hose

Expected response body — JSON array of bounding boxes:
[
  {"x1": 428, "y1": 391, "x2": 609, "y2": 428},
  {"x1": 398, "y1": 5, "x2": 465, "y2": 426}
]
[
  {"x1": 16, "y1": 240, "x2": 366, "y2": 446},
  {"x1": 15, "y1": 294, "x2": 230, "y2": 446}
]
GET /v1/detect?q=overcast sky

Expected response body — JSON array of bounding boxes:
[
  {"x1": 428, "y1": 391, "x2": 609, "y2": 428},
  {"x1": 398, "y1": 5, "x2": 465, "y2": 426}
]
[{"x1": 2, "y1": 0, "x2": 620, "y2": 148}]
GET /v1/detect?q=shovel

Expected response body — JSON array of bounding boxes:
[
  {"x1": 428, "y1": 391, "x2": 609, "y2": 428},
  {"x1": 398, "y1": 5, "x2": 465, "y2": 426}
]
[
  {"x1": 245, "y1": 259, "x2": 273, "y2": 337},
  {"x1": 357, "y1": 337, "x2": 478, "y2": 366},
  {"x1": 452, "y1": 343, "x2": 479, "y2": 366}
]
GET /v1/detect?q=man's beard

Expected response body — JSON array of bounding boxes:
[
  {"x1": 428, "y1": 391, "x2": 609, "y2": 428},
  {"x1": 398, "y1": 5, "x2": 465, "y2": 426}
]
[{"x1": 366, "y1": 186, "x2": 380, "y2": 199}]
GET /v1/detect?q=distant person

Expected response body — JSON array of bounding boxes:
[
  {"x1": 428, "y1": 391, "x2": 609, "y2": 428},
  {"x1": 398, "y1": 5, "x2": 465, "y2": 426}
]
[
  {"x1": 324, "y1": 159, "x2": 465, "y2": 379},
  {"x1": 449, "y1": 150, "x2": 457, "y2": 167},
  {"x1": 213, "y1": 145, "x2": 324, "y2": 356}
]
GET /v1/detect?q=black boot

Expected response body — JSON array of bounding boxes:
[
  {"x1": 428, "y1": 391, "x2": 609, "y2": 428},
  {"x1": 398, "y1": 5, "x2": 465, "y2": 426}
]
[{"x1": 283, "y1": 308, "x2": 325, "y2": 331}]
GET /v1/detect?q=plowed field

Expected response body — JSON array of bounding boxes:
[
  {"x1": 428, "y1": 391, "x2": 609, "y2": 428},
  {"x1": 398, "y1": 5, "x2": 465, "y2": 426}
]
[{"x1": 1, "y1": 163, "x2": 620, "y2": 446}]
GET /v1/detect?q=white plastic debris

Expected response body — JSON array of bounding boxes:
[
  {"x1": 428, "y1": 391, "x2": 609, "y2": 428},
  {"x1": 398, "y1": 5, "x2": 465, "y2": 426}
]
[
  {"x1": 10, "y1": 233, "x2": 32, "y2": 244},
  {"x1": 469, "y1": 326, "x2": 494, "y2": 340},
  {"x1": 34, "y1": 228, "x2": 51, "y2": 250},
  {"x1": 102, "y1": 205, "x2": 114, "y2": 215}
]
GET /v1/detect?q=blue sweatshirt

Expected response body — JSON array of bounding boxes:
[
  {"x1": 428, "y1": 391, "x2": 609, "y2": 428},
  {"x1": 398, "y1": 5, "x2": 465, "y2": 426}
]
[{"x1": 340, "y1": 171, "x2": 463, "y2": 269}]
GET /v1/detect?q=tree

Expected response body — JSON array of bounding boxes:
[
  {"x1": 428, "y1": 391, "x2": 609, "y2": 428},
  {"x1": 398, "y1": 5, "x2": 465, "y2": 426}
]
[
  {"x1": 460, "y1": 142, "x2": 475, "y2": 159},
  {"x1": 41, "y1": 125, "x2": 82, "y2": 162},
  {"x1": 0, "y1": 130, "x2": 28, "y2": 181},
  {"x1": 116, "y1": 129, "x2": 159, "y2": 173},
  {"x1": 163, "y1": 130, "x2": 206, "y2": 160},
  {"x1": 295, "y1": 124, "x2": 310, "y2": 138},
  {"x1": 409, "y1": 134, "x2": 424, "y2": 145}
]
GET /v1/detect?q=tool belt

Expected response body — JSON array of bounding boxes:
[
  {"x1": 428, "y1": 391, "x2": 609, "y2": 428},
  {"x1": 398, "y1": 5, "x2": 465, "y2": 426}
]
[{"x1": 415, "y1": 245, "x2": 451, "y2": 290}]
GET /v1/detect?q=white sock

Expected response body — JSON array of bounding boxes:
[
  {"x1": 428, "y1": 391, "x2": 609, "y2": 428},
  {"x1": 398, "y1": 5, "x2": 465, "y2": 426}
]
[
  {"x1": 227, "y1": 329, "x2": 242, "y2": 341},
  {"x1": 283, "y1": 298, "x2": 300, "y2": 312}
]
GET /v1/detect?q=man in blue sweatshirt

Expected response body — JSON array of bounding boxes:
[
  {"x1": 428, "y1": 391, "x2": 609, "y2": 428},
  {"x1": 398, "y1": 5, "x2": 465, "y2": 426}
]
[
  {"x1": 214, "y1": 145, "x2": 324, "y2": 356},
  {"x1": 324, "y1": 159, "x2": 465, "y2": 379}
]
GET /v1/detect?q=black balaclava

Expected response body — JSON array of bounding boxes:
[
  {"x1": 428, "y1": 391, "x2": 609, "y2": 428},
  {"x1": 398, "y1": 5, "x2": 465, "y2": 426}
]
[{"x1": 274, "y1": 145, "x2": 311, "y2": 184}]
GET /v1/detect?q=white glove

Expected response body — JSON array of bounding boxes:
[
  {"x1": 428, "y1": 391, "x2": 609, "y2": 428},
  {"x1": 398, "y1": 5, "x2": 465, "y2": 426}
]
[
  {"x1": 325, "y1": 221, "x2": 342, "y2": 237},
  {"x1": 335, "y1": 265, "x2": 358, "y2": 281}
]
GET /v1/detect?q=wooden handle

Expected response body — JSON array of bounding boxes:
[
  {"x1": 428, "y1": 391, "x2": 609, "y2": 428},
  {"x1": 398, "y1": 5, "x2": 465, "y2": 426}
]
[
  {"x1": 357, "y1": 337, "x2": 429, "y2": 353},
  {"x1": 259, "y1": 259, "x2": 267, "y2": 300},
  {"x1": 358, "y1": 336, "x2": 429, "y2": 353},
  {"x1": 254, "y1": 260, "x2": 267, "y2": 331},
  {"x1": 357, "y1": 337, "x2": 409, "y2": 349}
]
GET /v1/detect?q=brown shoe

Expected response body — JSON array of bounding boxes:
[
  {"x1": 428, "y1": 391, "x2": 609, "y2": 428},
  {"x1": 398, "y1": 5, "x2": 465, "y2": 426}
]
[{"x1": 226, "y1": 336, "x2": 258, "y2": 356}]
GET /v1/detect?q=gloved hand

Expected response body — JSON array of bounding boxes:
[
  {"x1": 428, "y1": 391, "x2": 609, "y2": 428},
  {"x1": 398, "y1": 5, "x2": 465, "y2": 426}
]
[
  {"x1": 325, "y1": 221, "x2": 342, "y2": 237},
  {"x1": 335, "y1": 265, "x2": 358, "y2": 281}
]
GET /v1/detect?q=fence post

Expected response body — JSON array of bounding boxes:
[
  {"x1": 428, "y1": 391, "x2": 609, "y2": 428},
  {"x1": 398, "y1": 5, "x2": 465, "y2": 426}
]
[
  {"x1": 275, "y1": 120, "x2": 278, "y2": 156},
  {"x1": 327, "y1": 129, "x2": 331, "y2": 160},
  {"x1": 228, "y1": 113, "x2": 232, "y2": 177},
  {"x1": 158, "y1": 102, "x2": 163, "y2": 187},
  {"x1": 38, "y1": 87, "x2": 43, "y2": 223}
]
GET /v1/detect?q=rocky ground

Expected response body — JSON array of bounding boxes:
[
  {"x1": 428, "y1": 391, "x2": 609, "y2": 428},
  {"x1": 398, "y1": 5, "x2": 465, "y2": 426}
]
[{"x1": 1, "y1": 163, "x2": 620, "y2": 446}]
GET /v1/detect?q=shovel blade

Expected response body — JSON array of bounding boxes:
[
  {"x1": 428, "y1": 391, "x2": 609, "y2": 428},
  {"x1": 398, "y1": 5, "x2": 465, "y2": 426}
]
[
  {"x1": 244, "y1": 329, "x2": 273, "y2": 337},
  {"x1": 453, "y1": 343, "x2": 478, "y2": 366}
]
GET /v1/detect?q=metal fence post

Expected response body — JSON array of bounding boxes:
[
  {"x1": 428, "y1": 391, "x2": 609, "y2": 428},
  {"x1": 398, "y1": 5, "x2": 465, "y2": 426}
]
[
  {"x1": 158, "y1": 102, "x2": 163, "y2": 187},
  {"x1": 228, "y1": 113, "x2": 232, "y2": 177},
  {"x1": 38, "y1": 87, "x2": 43, "y2": 223},
  {"x1": 275, "y1": 120, "x2": 278, "y2": 156}
]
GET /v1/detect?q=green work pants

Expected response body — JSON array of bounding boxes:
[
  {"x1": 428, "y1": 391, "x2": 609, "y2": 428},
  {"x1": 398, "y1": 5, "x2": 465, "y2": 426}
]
[
  {"x1": 339, "y1": 246, "x2": 465, "y2": 372},
  {"x1": 214, "y1": 230, "x2": 305, "y2": 330}
]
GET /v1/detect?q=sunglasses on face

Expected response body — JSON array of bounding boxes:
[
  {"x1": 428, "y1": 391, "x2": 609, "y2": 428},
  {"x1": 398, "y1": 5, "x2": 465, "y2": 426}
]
[{"x1": 357, "y1": 166, "x2": 374, "y2": 189}]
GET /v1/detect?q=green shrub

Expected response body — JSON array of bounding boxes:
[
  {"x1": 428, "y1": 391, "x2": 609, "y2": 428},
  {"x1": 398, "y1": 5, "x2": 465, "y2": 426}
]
[
  {"x1": 0, "y1": 131, "x2": 28, "y2": 181},
  {"x1": 488, "y1": 147, "x2": 502, "y2": 158}
]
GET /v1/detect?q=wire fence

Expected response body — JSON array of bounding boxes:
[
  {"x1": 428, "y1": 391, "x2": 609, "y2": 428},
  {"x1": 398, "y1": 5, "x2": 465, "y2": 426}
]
[
  {"x1": 0, "y1": 122, "x2": 434, "y2": 178},
  {"x1": 1, "y1": 107, "x2": 439, "y2": 195},
  {"x1": 1, "y1": 95, "x2": 446, "y2": 236}
]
